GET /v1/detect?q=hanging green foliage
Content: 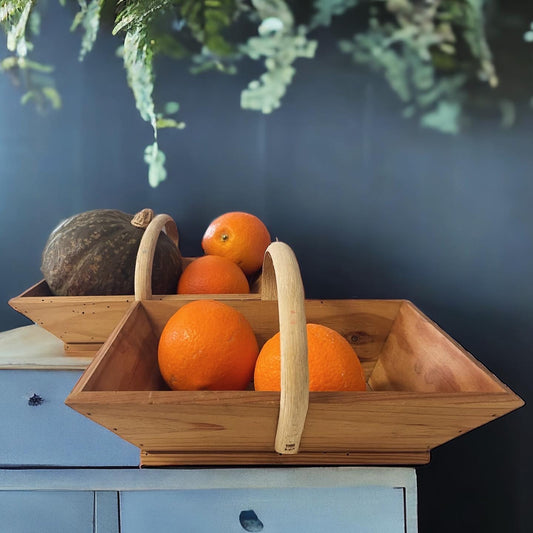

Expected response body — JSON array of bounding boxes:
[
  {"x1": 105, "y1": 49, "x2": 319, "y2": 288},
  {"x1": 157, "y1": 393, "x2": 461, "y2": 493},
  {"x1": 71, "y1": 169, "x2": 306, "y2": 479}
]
[
  {"x1": 0, "y1": 0, "x2": 61, "y2": 111},
  {"x1": 71, "y1": 0, "x2": 105, "y2": 61},
  {"x1": 240, "y1": 0, "x2": 318, "y2": 113},
  {"x1": 1, "y1": 0, "x2": 529, "y2": 186}
]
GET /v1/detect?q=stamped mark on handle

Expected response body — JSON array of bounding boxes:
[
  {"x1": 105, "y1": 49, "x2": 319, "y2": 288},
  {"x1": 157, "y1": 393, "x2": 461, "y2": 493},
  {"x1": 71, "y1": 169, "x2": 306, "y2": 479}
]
[{"x1": 239, "y1": 509, "x2": 264, "y2": 532}]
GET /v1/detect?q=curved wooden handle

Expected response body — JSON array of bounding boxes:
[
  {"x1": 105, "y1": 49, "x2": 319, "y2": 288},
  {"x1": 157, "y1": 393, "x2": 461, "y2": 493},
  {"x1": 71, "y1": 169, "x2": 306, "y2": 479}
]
[
  {"x1": 261, "y1": 242, "x2": 309, "y2": 454},
  {"x1": 134, "y1": 214, "x2": 180, "y2": 301}
]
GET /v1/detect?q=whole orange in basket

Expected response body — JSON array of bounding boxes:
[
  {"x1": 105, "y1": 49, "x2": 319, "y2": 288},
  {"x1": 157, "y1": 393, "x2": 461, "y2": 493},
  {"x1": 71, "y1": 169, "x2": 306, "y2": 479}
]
[
  {"x1": 254, "y1": 323, "x2": 366, "y2": 392},
  {"x1": 201, "y1": 211, "x2": 271, "y2": 275},
  {"x1": 158, "y1": 300, "x2": 259, "y2": 391},
  {"x1": 177, "y1": 255, "x2": 250, "y2": 294}
]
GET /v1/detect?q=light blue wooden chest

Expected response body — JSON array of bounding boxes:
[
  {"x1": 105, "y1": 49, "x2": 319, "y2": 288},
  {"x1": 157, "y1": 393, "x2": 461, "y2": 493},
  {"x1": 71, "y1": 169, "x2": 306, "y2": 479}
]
[{"x1": 0, "y1": 325, "x2": 417, "y2": 532}]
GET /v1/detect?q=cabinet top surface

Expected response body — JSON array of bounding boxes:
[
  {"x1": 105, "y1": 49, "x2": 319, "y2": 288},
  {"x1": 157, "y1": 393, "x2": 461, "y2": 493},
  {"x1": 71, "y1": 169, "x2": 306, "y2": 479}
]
[{"x1": 0, "y1": 325, "x2": 92, "y2": 370}]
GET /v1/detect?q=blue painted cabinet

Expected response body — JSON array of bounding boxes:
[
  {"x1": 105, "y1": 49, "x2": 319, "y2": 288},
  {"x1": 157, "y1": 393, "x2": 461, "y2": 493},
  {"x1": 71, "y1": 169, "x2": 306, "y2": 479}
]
[
  {"x1": 120, "y1": 486, "x2": 406, "y2": 533},
  {"x1": 0, "y1": 326, "x2": 418, "y2": 532},
  {"x1": 0, "y1": 369, "x2": 140, "y2": 467},
  {"x1": 0, "y1": 491, "x2": 94, "y2": 533}
]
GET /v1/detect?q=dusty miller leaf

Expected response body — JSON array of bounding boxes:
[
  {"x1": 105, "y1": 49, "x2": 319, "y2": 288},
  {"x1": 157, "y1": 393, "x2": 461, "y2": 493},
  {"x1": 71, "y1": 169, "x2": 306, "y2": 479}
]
[
  {"x1": 241, "y1": 1, "x2": 317, "y2": 114},
  {"x1": 339, "y1": 3, "x2": 470, "y2": 133},
  {"x1": 241, "y1": 27, "x2": 317, "y2": 113},
  {"x1": 117, "y1": 5, "x2": 186, "y2": 187},
  {"x1": 420, "y1": 100, "x2": 461, "y2": 134},
  {"x1": 339, "y1": 23, "x2": 412, "y2": 102},
  {"x1": 250, "y1": 0, "x2": 293, "y2": 27},
  {"x1": 41, "y1": 86, "x2": 62, "y2": 109},
  {"x1": 144, "y1": 142, "x2": 167, "y2": 187},
  {"x1": 310, "y1": 0, "x2": 359, "y2": 30},
  {"x1": 164, "y1": 101, "x2": 180, "y2": 114},
  {"x1": 71, "y1": 0, "x2": 105, "y2": 61},
  {"x1": 458, "y1": 0, "x2": 497, "y2": 86},
  {"x1": 28, "y1": 8, "x2": 40, "y2": 35},
  {"x1": 156, "y1": 117, "x2": 185, "y2": 129},
  {"x1": 1, "y1": 1, "x2": 60, "y2": 113}
]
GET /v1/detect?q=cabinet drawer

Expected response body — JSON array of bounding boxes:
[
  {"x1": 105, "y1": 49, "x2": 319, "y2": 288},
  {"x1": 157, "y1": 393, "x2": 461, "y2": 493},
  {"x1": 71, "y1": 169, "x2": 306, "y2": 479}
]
[
  {"x1": 0, "y1": 370, "x2": 139, "y2": 466},
  {"x1": 0, "y1": 490, "x2": 94, "y2": 533},
  {"x1": 120, "y1": 486, "x2": 406, "y2": 532}
]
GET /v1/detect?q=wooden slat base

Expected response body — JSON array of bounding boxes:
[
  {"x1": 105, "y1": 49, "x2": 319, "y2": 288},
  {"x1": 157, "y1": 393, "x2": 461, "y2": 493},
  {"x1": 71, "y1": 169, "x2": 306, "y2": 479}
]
[
  {"x1": 140, "y1": 450, "x2": 431, "y2": 467},
  {"x1": 64, "y1": 343, "x2": 102, "y2": 357}
]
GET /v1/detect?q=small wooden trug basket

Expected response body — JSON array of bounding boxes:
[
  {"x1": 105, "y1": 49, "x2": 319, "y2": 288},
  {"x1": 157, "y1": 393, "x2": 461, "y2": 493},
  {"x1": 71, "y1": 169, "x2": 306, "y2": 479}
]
[
  {"x1": 9, "y1": 212, "x2": 261, "y2": 356},
  {"x1": 65, "y1": 240, "x2": 524, "y2": 467}
]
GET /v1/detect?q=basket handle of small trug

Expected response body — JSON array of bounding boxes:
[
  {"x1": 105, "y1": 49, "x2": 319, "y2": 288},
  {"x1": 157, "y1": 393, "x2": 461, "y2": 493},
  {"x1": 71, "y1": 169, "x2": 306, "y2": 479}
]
[
  {"x1": 134, "y1": 214, "x2": 180, "y2": 301},
  {"x1": 261, "y1": 241, "x2": 310, "y2": 455}
]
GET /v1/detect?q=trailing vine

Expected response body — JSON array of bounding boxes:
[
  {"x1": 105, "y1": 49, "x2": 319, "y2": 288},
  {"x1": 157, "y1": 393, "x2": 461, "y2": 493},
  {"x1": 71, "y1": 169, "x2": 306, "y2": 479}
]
[{"x1": 1, "y1": 1, "x2": 530, "y2": 186}]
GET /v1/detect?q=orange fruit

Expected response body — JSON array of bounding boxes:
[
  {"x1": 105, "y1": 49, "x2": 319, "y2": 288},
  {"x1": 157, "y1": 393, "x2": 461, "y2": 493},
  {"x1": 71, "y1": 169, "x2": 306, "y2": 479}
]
[
  {"x1": 201, "y1": 211, "x2": 271, "y2": 275},
  {"x1": 254, "y1": 323, "x2": 366, "y2": 392},
  {"x1": 177, "y1": 255, "x2": 250, "y2": 294},
  {"x1": 158, "y1": 300, "x2": 259, "y2": 391}
]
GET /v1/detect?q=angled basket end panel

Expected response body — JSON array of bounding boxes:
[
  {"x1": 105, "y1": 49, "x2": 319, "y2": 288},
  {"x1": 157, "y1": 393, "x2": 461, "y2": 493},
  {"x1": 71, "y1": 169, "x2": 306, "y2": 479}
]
[
  {"x1": 65, "y1": 300, "x2": 168, "y2": 450},
  {"x1": 369, "y1": 300, "x2": 516, "y2": 394},
  {"x1": 9, "y1": 282, "x2": 132, "y2": 346},
  {"x1": 367, "y1": 300, "x2": 524, "y2": 441},
  {"x1": 10, "y1": 280, "x2": 52, "y2": 301},
  {"x1": 66, "y1": 300, "x2": 164, "y2": 398},
  {"x1": 8, "y1": 281, "x2": 53, "y2": 328}
]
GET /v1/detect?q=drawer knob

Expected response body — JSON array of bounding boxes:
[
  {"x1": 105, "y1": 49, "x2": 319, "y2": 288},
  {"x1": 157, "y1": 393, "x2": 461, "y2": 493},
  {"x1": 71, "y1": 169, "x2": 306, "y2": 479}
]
[
  {"x1": 239, "y1": 509, "x2": 264, "y2": 532},
  {"x1": 28, "y1": 393, "x2": 44, "y2": 406}
]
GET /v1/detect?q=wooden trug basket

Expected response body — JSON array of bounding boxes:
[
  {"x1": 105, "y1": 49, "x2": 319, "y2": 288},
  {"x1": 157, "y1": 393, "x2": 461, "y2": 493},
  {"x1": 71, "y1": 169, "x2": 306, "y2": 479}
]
[
  {"x1": 65, "y1": 241, "x2": 524, "y2": 467},
  {"x1": 9, "y1": 213, "x2": 261, "y2": 356}
]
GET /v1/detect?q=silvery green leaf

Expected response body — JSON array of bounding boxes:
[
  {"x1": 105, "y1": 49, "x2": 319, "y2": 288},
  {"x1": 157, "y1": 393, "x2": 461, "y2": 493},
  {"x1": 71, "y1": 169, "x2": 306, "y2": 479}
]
[
  {"x1": 144, "y1": 142, "x2": 167, "y2": 188},
  {"x1": 0, "y1": 56, "x2": 18, "y2": 70},
  {"x1": 258, "y1": 16, "x2": 284, "y2": 36},
  {"x1": 461, "y1": 0, "x2": 497, "y2": 87},
  {"x1": 42, "y1": 86, "x2": 62, "y2": 109},
  {"x1": 72, "y1": 0, "x2": 104, "y2": 61},
  {"x1": 499, "y1": 99, "x2": 516, "y2": 129},
  {"x1": 20, "y1": 90, "x2": 34, "y2": 105},
  {"x1": 19, "y1": 57, "x2": 54, "y2": 72},
  {"x1": 310, "y1": 0, "x2": 358, "y2": 30},
  {"x1": 416, "y1": 74, "x2": 466, "y2": 109},
  {"x1": 420, "y1": 100, "x2": 461, "y2": 135},
  {"x1": 28, "y1": 9, "x2": 40, "y2": 35},
  {"x1": 251, "y1": 0, "x2": 293, "y2": 28},
  {"x1": 241, "y1": 24, "x2": 317, "y2": 113},
  {"x1": 156, "y1": 117, "x2": 185, "y2": 129},
  {"x1": 164, "y1": 101, "x2": 180, "y2": 114}
]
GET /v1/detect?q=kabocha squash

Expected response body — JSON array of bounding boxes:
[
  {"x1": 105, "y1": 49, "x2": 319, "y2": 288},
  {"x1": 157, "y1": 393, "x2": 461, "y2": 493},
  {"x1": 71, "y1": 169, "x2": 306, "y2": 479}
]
[{"x1": 41, "y1": 208, "x2": 182, "y2": 296}]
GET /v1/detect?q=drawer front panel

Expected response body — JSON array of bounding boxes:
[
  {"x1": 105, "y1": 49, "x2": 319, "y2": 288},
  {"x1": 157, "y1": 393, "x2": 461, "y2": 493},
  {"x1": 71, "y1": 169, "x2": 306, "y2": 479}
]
[
  {"x1": 120, "y1": 486, "x2": 406, "y2": 532},
  {"x1": 0, "y1": 370, "x2": 139, "y2": 466},
  {"x1": 0, "y1": 491, "x2": 94, "y2": 533}
]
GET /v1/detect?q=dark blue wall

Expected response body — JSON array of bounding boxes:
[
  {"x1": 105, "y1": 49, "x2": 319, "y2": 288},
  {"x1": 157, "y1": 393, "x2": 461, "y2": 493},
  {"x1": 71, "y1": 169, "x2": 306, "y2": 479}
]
[{"x1": 1, "y1": 3, "x2": 531, "y2": 532}]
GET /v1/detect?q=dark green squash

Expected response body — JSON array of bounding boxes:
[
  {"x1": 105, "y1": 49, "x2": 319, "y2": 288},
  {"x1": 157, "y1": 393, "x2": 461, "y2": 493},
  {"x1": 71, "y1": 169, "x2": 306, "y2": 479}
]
[{"x1": 41, "y1": 208, "x2": 182, "y2": 296}]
